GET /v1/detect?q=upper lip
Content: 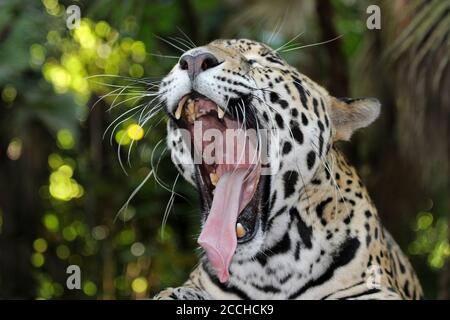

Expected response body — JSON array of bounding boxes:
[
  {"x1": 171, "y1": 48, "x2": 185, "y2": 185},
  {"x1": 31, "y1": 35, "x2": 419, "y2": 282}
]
[
  {"x1": 171, "y1": 91, "x2": 258, "y2": 131},
  {"x1": 172, "y1": 92, "x2": 225, "y2": 121}
]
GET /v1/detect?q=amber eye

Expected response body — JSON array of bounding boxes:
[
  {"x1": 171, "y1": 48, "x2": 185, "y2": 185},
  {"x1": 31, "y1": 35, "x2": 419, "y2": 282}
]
[{"x1": 247, "y1": 59, "x2": 263, "y2": 68}]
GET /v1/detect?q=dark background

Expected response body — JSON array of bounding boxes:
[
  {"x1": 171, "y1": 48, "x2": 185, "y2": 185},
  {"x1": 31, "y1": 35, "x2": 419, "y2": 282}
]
[{"x1": 0, "y1": 0, "x2": 448, "y2": 299}]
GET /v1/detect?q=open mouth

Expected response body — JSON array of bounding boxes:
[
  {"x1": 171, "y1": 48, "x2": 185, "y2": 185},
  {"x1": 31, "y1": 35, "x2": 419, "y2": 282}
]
[{"x1": 172, "y1": 92, "x2": 266, "y2": 283}]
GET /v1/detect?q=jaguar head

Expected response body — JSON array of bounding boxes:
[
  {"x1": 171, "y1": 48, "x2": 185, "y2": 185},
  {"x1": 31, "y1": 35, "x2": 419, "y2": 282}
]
[{"x1": 158, "y1": 39, "x2": 380, "y2": 283}]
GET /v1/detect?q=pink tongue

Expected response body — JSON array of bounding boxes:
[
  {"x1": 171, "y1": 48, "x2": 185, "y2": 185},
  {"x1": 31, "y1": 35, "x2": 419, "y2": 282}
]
[{"x1": 197, "y1": 169, "x2": 248, "y2": 283}]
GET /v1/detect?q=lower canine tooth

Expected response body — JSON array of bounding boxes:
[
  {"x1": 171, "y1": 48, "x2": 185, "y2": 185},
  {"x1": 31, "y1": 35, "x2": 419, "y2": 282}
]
[
  {"x1": 209, "y1": 173, "x2": 219, "y2": 186},
  {"x1": 236, "y1": 223, "x2": 246, "y2": 238},
  {"x1": 217, "y1": 107, "x2": 225, "y2": 119}
]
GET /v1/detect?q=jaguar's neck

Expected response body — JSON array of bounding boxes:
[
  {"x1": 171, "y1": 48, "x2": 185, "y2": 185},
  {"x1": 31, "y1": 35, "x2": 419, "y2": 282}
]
[{"x1": 265, "y1": 147, "x2": 375, "y2": 246}]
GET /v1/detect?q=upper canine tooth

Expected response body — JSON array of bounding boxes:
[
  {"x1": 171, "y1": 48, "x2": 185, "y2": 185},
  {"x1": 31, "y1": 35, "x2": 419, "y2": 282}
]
[
  {"x1": 236, "y1": 223, "x2": 246, "y2": 238},
  {"x1": 217, "y1": 106, "x2": 225, "y2": 119},
  {"x1": 175, "y1": 104, "x2": 183, "y2": 120},
  {"x1": 187, "y1": 100, "x2": 196, "y2": 121},
  {"x1": 209, "y1": 173, "x2": 219, "y2": 186},
  {"x1": 175, "y1": 96, "x2": 189, "y2": 119}
]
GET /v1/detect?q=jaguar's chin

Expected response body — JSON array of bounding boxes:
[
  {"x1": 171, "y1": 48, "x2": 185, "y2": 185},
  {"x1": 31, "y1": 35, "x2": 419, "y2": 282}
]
[{"x1": 171, "y1": 91, "x2": 268, "y2": 282}]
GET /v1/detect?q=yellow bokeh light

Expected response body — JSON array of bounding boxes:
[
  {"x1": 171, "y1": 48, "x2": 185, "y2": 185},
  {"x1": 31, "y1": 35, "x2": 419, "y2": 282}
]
[
  {"x1": 73, "y1": 21, "x2": 96, "y2": 49},
  {"x1": 62, "y1": 54, "x2": 84, "y2": 75},
  {"x1": 62, "y1": 226, "x2": 77, "y2": 241},
  {"x1": 48, "y1": 153, "x2": 64, "y2": 169},
  {"x1": 49, "y1": 163, "x2": 83, "y2": 201},
  {"x1": 42, "y1": 0, "x2": 58, "y2": 10},
  {"x1": 104, "y1": 61, "x2": 119, "y2": 75},
  {"x1": 83, "y1": 281, "x2": 97, "y2": 296},
  {"x1": 57, "y1": 129, "x2": 75, "y2": 150},
  {"x1": 127, "y1": 124, "x2": 144, "y2": 141},
  {"x1": 33, "y1": 238, "x2": 48, "y2": 253},
  {"x1": 31, "y1": 252, "x2": 45, "y2": 268},
  {"x1": 43, "y1": 213, "x2": 59, "y2": 232},
  {"x1": 56, "y1": 245, "x2": 70, "y2": 260},
  {"x1": 30, "y1": 44, "x2": 46, "y2": 67},
  {"x1": 417, "y1": 212, "x2": 433, "y2": 230},
  {"x1": 97, "y1": 43, "x2": 111, "y2": 59},
  {"x1": 131, "y1": 41, "x2": 146, "y2": 63},
  {"x1": 59, "y1": 164, "x2": 74, "y2": 177},
  {"x1": 1, "y1": 85, "x2": 17, "y2": 103},
  {"x1": 43, "y1": 64, "x2": 71, "y2": 93},
  {"x1": 129, "y1": 64, "x2": 144, "y2": 78},
  {"x1": 46, "y1": 30, "x2": 61, "y2": 45},
  {"x1": 38, "y1": 280, "x2": 55, "y2": 299},
  {"x1": 115, "y1": 129, "x2": 131, "y2": 145},
  {"x1": 49, "y1": 173, "x2": 71, "y2": 200},
  {"x1": 120, "y1": 37, "x2": 134, "y2": 52},
  {"x1": 118, "y1": 229, "x2": 135, "y2": 245},
  {"x1": 131, "y1": 277, "x2": 148, "y2": 294},
  {"x1": 95, "y1": 21, "x2": 111, "y2": 37},
  {"x1": 71, "y1": 76, "x2": 89, "y2": 95}
]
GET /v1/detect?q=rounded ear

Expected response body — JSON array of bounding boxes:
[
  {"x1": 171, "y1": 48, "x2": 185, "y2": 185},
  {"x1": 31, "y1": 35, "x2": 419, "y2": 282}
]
[{"x1": 329, "y1": 97, "x2": 381, "y2": 141}]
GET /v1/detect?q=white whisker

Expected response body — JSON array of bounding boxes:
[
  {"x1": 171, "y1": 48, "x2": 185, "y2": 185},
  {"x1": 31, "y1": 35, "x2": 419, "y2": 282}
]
[
  {"x1": 161, "y1": 174, "x2": 180, "y2": 237},
  {"x1": 280, "y1": 35, "x2": 343, "y2": 53},
  {"x1": 114, "y1": 169, "x2": 153, "y2": 223}
]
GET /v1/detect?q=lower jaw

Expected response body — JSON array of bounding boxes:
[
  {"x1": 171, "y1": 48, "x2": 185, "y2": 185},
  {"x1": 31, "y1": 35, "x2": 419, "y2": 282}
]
[{"x1": 196, "y1": 166, "x2": 268, "y2": 244}]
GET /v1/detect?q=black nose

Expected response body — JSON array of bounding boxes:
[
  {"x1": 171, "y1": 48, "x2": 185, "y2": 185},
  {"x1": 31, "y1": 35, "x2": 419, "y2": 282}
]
[{"x1": 179, "y1": 52, "x2": 219, "y2": 81}]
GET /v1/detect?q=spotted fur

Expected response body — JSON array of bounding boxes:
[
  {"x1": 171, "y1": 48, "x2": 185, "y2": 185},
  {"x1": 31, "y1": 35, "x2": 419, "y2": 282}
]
[{"x1": 154, "y1": 39, "x2": 423, "y2": 300}]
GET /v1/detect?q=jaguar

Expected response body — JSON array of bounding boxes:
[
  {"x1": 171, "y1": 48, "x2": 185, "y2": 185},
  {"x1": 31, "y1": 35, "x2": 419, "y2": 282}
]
[{"x1": 153, "y1": 39, "x2": 423, "y2": 299}]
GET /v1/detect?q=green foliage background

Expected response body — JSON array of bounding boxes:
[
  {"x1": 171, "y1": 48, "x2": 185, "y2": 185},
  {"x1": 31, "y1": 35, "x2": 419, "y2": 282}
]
[{"x1": 0, "y1": 0, "x2": 448, "y2": 299}]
